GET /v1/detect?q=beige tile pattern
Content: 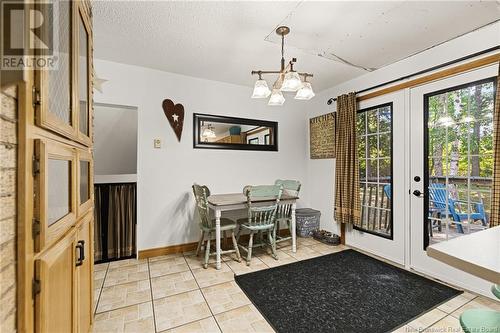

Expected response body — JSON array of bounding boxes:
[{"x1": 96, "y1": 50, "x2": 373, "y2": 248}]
[
  {"x1": 97, "y1": 279, "x2": 152, "y2": 313},
  {"x1": 215, "y1": 304, "x2": 274, "y2": 333},
  {"x1": 284, "y1": 246, "x2": 322, "y2": 260},
  {"x1": 164, "y1": 317, "x2": 221, "y2": 333},
  {"x1": 92, "y1": 237, "x2": 494, "y2": 333},
  {"x1": 192, "y1": 263, "x2": 234, "y2": 288},
  {"x1": 149, "y1": 257, "x2": 190, "y2": 278},
  {"x1": 151, "y1": 271, "x2": 198, "y2": 299},
  {"x1": 104, "y1": 263, "x2": 149, "y2": 287},
  {"x1": 257, "y1": 250, "x2": 297, "y2": 267},
  {"x1": 451, "y1": 296, "x2": 500, "y2": 318},
  {"x1": 153, "y1": 290, "x2": 212, "y2": 332},
  {"x1": 202, "y1": 281, "x2": 251, "y2": 314},
  {"x1": 109, "y1": 258, "x2": 148, "y2": 269},
  {"x1": 437, "y1": 292, "x2": 476, "y2": 313},
  {"x1": 226, "y1": 256, "x2": 268, "y2": 275},
  {"x1": 407, "y1": 308, "x2": 448, "y2": 330},
  {"x1": 149, "y1": 253, "x2": 184, "y2": 263},
  {"x1": 427, "y1": 315, "x2": 463, "y2": 332},
  {"x1": 94, "y1": 302, "x2": 155, "y2": 333}
]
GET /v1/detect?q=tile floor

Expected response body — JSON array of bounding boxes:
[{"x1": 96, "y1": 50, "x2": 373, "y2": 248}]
[{"x1": 93, "y1": 238, "x2": 500, "y2": 333}]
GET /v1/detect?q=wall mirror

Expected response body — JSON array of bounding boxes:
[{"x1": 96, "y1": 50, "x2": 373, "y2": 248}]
[{"x1": 193, "y1": 113, "x2": 278, "y2": 151}]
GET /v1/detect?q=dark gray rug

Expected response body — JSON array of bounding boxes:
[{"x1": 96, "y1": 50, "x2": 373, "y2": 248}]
[{"x1": 235, "y1": 249, "x2": 461, "y2": 333}]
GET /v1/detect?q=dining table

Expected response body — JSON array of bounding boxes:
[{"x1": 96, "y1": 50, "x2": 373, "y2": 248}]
[{"x1": 207, "y1": 193, "x2": 299, "y2": 269}]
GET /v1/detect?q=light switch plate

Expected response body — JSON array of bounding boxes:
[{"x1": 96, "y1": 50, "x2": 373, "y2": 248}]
[{"x1": 154, "y1": 138, "x2": 161, "y2": 148}]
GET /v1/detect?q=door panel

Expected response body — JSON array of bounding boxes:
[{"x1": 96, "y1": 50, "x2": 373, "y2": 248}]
[
  {"x1": 35, "y1": 229, "x2": 76, "y2": 333},
  {"x1": 34, "y1": 139, "x2": 77, "y2": 252},
  {"x1": 409, "y1": 64, "x2": 497, "y2": 296},
  {"x1": 77, "y1": 213, "x2": 93, "y2": 332},
  {"x1": 346, "y1": 90, "x2": 407, "y2": 265}
]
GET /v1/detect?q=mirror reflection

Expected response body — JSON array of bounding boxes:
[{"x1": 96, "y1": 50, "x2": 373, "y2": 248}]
[
  {"x1": 200, "y1": 122, "x2": 274, "y2": 145},
  {"x1": 193, "y1": 113, "x2": 278, "y2": 151}
]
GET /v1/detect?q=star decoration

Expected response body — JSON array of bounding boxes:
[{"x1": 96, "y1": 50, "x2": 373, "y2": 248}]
[
  {"x1": 93, "y1": 71, "x2": 108, "y2": 93},
  {"x1": 172, "y1": 113, "x2": 179, "y2": 122}
]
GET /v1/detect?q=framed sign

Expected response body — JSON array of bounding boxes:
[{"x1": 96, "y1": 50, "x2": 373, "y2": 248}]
[{"x1": 309, "y1": 113, "x2": 335, "y2": 159}]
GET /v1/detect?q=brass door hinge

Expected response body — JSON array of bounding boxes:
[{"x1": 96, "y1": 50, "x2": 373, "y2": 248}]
[
  {"x1": 32, "y1": 278, "x2": 41, "y2": 299},
  {"x1": 32, "y1": 218, "x2": 40, "y2": 238},
  {"x1": 32, "y1": 86, "x2": 41, "y2": 107}
]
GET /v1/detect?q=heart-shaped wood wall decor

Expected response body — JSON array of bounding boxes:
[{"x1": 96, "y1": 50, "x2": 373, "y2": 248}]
[{"x1": 162, "y1": 99, "x2": 185, "y2": 142}]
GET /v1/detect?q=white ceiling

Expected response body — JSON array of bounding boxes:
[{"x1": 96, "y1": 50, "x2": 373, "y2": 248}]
[{"x1": 93, "y1": 1, "x2": 499, "y2": 92}]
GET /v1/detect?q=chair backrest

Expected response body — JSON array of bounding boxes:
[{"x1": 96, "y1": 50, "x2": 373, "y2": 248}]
[
  {"x1": 274, "y1": 179, "x2": 301, "y2": 219},
  {"x1": 274, "y1": 179, "x2": 301, "y2": 197},
  {"x1": 192, "y1": 184, "x2": 212, "y2": 229},
  {"x1": 428, "y1": 183, "x2": 447, "y2": 209},
  {"x1": 245, "y1": 185, "x2": 283, "y2": 227},
  {"x1": 383, "y1": 184, "x2": 391, "y2": 199}
]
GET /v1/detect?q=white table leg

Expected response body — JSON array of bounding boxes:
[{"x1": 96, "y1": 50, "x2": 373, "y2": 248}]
[
  {"x1": 292, "y1": 203, "x2": 297, "y2": 253},
  {"x1": 215, "y1": 209, "x2": 222, "y2": 270}
]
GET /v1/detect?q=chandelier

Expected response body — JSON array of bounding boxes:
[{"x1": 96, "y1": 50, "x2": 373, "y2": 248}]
[{"x1": 251, "y1": 26, "x2": 315, "y2": 106}]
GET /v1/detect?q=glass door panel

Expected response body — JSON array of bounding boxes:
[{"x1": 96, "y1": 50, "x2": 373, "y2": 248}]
[
  {"x1": 347, "y1": 91, "x2": 406, "y2": 265},
  {"x1": 409, "y1": 64, "x2": 497, "y2": 296},
  {"x1": 34, "y1": 140, "x2": 77, "y2": 252},
  {"x1": 77, "y1": 149, "x2": 93, "y2": 216},
  {"x1": 356, "y1": 103, "x2": 393, "y2": 239},
  {"x1": 36, "y1": 0, "x2": 77, "y2": 139},
  {"x1": 77, "y1": 6, "x2": 92, "y2": 145},
  {"x1": 425, "y1": 79, "x2": 494, "y2": 247}
]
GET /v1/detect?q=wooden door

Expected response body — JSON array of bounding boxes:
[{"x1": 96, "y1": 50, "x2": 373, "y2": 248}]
[
  {"x1": 76, "y1": 213, "x2": 93, "y2": 332},
  {"x1": 18, "y1": 0, "x2": 94, "y2": 331},
  {"x1": 35, "y1": 229, "x2": 77, "y2": 333}
]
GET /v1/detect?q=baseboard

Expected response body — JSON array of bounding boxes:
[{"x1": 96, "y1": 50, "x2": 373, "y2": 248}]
[
  {"x1": 138, "y1": 229, "x2": 292, "y2": 260},
  {"x1": 138, "y1": 242, "x2": 198, "y2": 259}
]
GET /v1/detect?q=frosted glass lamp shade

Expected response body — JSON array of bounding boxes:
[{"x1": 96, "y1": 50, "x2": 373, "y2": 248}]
[
  {"x1": 281, "y1": 71, "x2": 303, "y2": 92},
  {"x1": 268, "y1": 89, "x2": 285, "y2": 106},
  {"x1": 294, "y1": 82, "x2": 315, "y2": 100},
  {"x1": 251, "y1": 79, "x2": 271, "y2": 98}
]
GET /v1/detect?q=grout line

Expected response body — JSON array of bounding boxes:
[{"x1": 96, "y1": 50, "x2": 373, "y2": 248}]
[
  {"x1": 147, "y1": 259, "x2": 159, "y2": 332},
  {"x1": 94, "y1": 263, "x2": 109, "y2": 315},
  {"x1": 183, "y1": 252, "x2": 224, "y2": 333},
  {"x1": 162, "y1": 315, "x2": 214, "y2": 332},
  {"x1": 94, "y1": 300, "x2": 153, "y2": 317}
]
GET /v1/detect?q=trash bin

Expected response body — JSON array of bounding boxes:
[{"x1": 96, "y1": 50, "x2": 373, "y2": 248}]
[{"x1": 295, "y1": 208, "x2": 321, "y2": 237}]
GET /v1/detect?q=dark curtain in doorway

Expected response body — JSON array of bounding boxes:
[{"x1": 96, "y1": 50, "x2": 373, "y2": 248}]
[{"x1": 94, "y1": 183, "x2": 137, "y2": 262}]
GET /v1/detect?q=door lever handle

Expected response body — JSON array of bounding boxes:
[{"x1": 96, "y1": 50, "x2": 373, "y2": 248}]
[
  {"x1": 75, "y1": 240, "x2": 85, "y2": 266},
  {"x1": 412, "y1": 190, "x2": 426, "y2": 198}
]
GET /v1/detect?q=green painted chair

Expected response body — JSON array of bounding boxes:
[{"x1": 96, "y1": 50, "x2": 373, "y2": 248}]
[
  {"x1": 459, "y1": 284, "x2": 500, "y2": 333},
  {"x1": 274, "y1": 179, "x2": 301, "y2": 244},
  {"x1": 192, "y1": 184, "x2": 241, "y2": 269},
  {"x1": 237, "y1": 185, "x2": 283, "y2": 266}
]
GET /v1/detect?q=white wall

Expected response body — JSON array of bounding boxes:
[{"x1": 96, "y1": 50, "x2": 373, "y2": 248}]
[
  {"x1": 93, "y1": 60, "x2": 309, "y2": 251},
  {"x1": 306, "y1": 22, "x2": 500, "y2": 235},
  {"x1": 94, "y1": 104, "x2": 138, "y2": 176}
]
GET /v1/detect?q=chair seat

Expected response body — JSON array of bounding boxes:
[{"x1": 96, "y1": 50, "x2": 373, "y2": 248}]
[
  {"x1": 237, "y1": 218, "x2": 275, "y2": 231},
  {"x1": 201, "y1": 218, "x2": 237, "y2": 231},
  {"x1": 459, "y1": 309, "x2": 500, "y2": 333}
]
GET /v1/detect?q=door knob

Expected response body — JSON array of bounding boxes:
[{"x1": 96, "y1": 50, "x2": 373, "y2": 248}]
[{"x1": 412, "y1": 190, "x2": 425, "y2": 198}]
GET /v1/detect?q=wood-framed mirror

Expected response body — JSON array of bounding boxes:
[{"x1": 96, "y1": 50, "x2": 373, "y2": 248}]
[{"x1": 193, "y1": 113, "x2": 278, "y2": 151}]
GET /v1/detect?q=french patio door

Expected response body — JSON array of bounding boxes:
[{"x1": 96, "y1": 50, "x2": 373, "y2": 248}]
[
  {"x1": 409, "y1": 64, "x2": 497, "y2": 296},
  {"x1": 347, "y1": 91, "x2": 407, "y2": 265}
]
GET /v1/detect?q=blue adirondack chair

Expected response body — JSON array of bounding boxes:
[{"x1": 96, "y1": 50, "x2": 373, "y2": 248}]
[{"x1": 428, "y1": 183, "x2": 488, "y2": 233}]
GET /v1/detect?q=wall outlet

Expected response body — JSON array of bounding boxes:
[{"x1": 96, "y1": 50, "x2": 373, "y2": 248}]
[{"x1": 154, "y1": 139, "x2": 161, "y2": 149}]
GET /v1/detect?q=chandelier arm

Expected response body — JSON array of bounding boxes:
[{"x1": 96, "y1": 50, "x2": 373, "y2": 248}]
[{"x1": 251, "y1": 70, "x2": 282, "y2": 75}]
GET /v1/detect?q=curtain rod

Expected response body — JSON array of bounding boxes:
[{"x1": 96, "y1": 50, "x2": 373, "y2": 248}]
[{"x1": 326, "y1": 45, "x2": 500, "y2": 105}]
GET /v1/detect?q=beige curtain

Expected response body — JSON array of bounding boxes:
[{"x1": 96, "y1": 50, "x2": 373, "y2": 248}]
[
  {"x1": 94, "y1": 183, "x2": 136, "y2": 261},
  {"x1": 490, "y1": 67, "x2": 500, "y2": 228},
  {"x1": 334, "y1": 92, "x2": 361, "y2": 226}
]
